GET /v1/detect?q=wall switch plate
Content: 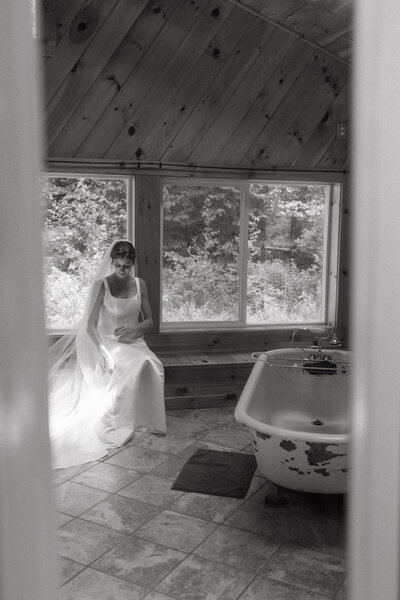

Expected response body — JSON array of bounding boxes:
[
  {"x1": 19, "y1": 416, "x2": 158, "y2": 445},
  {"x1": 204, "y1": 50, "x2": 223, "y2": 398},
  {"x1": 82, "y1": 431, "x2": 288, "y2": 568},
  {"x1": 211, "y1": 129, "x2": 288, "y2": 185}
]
[{"x1": 336, "y1": 121, "x2": 347, "y2": 140}]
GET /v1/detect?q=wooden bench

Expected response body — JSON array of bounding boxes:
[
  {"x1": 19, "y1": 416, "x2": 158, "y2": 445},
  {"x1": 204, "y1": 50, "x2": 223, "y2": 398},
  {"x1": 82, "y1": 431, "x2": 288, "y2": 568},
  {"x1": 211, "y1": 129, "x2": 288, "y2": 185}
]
[{"x1": 157, "y1": 351, "x2": 256, "y2": 410}]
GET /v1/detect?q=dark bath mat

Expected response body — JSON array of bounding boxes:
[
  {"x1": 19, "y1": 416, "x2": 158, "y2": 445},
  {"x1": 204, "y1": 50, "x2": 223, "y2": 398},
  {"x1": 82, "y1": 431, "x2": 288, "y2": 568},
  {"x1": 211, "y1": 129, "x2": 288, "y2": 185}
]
[{"x1": 171, "y1": 448, "x2": 257, "y2": 499}]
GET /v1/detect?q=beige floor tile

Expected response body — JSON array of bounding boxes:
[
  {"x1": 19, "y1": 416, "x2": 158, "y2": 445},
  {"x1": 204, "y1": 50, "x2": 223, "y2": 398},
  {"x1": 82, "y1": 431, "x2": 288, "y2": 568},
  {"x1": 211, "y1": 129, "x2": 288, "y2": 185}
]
[
  {"x1": 72, "y1": 461, "x2": 141, "y2": 493},
  {"x1": 211, "y1": 414, "x2": 247, "y2": 431},
  {"x1": 57, "y1": 556, "x2": 85, "y2": 586},
  {"x1": 169, "y1": 408, "x2": 238, "y2": 428},
  {"x1": 156, "y1": 554, "x2": 254, "y2": 600},
  {"x1": 296, "y1": 493, "x2": 346, "y2": 522},
  {"x1": 54, "y1": 481, "x2": 110, "y2": 516},
  {"x1": 201, "y1": 429, "x2": 252, "y2": 450},
  {"x1": 176, "y1": 440, "x2": 239, "y2": 461},
  {"x1": 53, "y1": 461, "x2": 97, "y2": 484},
  {"x1": 57, "y1": 518, "x2": 126, "y2": 564},
  {"x1": 92, "y1": 535, "x2": 186, "y2": 588},
  {"x1": 142, "y1": 592, "x2": 178, "y2": 600},
  {"x1": 243, "y1": 476, "x2": 268, "y2": 501},
  {"x1": 260, "y1": 543, "x2": 346, "y2": 596},
  {"x1": 81, "y1": 494, "x2": 162, "y2": 534},
  {"x1": 164, "y1": 415, "x2": 212, "y2": 438},
  {"x1": 135, "y1": 509, "x2": 217, "y2": 552},
  {"x1": 104, "y1": 446, "x2": 170, "y2": 472},
  {"x1": 129, "y1": 430, "x2": 152, "y2": 443},
  {"x1": 118, "y1": 474, "x2": 185, "y2": 507},
  {"x1": 149, "y1": 455, "x2": 188, "y2": 480},
  {"x1": 57, "y1": 512, "x2": 74, "y2": 528},
  {"x1": 58, "y1": 567, "x2": 146, "y2": 600},
  {"x1": 246, "y1": 480, "x2": 283, "y2": 505},
  {"x1": 242, "y1": 443, "x2": 254, "y2": 453},
  {"x1": 282, "y1": 514, "x2": 346, "y2": 557},
  {"x1": 239, "y1": 576, "x2": 330, "y2": 599},
  {"x1": 194, "y1": 524, "x2": 278, "y2": 571},
  {"x1": 170, "y1": 492, "x2": 242, "y2": 523},
  {"x1": 252, "y1": 484, "x2": 345, "y2": 521},
  {"x1": 224, "y1": 501, "x2": 289, "y2": 542},
  {"x1": 53, "y1": 407, "x2": 347, "y2": 598},
  {"x1": 143, "y1": 592, "x2": 176, "y2": 600},
  {"x1": 98, "y1": 446, "x2": 126, "y2": 461},
  {"x1": 225, "y1": 501, "x2": 345, "y2": 556},
  {"x1": 133, "y1": 433, "x2": 196, "y2": 455},
  {"x1": 214, "y1": 421, "x2": 251, "y2": 437},
  {"x1": 53, "y1": 470, "x2": 72, "y2": 485}
]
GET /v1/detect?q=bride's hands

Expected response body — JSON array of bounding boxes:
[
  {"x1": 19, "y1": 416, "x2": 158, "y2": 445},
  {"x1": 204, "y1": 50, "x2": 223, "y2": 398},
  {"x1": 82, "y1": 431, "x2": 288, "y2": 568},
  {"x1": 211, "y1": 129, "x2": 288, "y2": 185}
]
[
  {"x1": 114, "y1": 325, "x2": 142, "y2": 343},
  {"x1": 99, "y1": 345, "x2": 115, "y2": 374}
]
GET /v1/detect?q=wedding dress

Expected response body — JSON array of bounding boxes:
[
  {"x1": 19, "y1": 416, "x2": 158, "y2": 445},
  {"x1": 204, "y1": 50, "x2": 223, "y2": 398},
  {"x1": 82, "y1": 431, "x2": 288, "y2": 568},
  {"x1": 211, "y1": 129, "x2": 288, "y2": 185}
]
[{"x1": 48, "y1": 240, "x2": 166, "y2": 470}]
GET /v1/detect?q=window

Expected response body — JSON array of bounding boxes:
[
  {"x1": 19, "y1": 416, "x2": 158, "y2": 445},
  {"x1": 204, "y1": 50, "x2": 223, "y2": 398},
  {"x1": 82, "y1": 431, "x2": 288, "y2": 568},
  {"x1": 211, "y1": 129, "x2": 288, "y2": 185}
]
[
  {"x1": 41, "y1": 175, "x2": 131, "y2": 330},
  {"x1": 161, "y1": 179, "x2": 341, "y2": 329}
]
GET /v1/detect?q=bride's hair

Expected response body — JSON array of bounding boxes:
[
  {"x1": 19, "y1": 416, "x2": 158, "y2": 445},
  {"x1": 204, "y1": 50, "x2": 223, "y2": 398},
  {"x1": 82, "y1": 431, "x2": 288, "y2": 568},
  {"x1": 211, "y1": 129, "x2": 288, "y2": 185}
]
[{"x1": 111, "y1": 240, "x2": 136, "y2": 262}]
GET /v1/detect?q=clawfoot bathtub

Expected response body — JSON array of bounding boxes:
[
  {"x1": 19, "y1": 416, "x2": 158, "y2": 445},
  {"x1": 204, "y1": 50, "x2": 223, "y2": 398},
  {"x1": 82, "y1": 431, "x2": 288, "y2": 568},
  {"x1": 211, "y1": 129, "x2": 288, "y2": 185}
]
[{"x1": 235, "y1": 348, "x2": 350, "y2": 494}]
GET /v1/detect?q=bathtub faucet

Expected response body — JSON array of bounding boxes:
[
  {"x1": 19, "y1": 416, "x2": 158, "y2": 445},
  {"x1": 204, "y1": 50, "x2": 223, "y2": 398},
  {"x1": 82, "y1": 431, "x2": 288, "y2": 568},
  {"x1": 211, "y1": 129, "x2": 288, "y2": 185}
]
[
  {"x1": 318, "y1": 331, "x2": 341, "y2": 354},
  {"x1": 291, "y1": 328, "x2": 341, "y2": 355},
  {"x1": 290, "y1": 328, "x2": 318, "y2": 343}
]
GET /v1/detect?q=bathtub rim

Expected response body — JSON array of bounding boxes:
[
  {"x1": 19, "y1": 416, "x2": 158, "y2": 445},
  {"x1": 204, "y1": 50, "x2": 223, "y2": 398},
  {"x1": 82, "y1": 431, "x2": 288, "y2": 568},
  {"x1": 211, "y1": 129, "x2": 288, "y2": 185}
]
[
  {"x1": 235, "y1": 408, "x2": 350, "y2": 444},
  {"x1": 235, "y1": 350, "x2": 350, "y2": 445}
]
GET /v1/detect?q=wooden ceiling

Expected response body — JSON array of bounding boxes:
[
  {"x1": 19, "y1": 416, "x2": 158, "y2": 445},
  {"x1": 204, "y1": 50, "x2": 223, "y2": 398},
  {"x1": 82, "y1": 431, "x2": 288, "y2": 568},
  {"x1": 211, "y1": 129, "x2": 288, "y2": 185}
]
[
  {"x1": 41, "y1": 0, "x2": 351, "y2": 171},
  {"x1": 231, "y1": 0, "x2": 353, "y2": 61}
]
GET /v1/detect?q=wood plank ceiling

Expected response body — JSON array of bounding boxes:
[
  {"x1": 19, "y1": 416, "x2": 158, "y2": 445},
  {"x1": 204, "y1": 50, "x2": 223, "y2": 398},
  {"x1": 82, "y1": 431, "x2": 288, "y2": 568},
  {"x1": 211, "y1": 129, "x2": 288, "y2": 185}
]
[
  {"x1": 42, "y1": 0, "x2": 351, "y2": 171},
  {"x1": 231, "y1": 0, "x2": 353, "y2": 61}
]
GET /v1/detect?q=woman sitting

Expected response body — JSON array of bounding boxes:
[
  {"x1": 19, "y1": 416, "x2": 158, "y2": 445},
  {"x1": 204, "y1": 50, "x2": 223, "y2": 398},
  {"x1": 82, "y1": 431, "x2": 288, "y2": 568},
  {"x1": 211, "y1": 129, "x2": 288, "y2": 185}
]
[{"x1": 48, "y1": 239, "x2": 166, "y2": 470}]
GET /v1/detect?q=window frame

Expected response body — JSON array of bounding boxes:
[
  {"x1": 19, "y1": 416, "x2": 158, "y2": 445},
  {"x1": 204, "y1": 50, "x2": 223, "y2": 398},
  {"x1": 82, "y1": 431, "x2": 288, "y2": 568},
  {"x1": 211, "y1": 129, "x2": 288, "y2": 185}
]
[
  {"x1": 160, "y1": 177, "x2": 342, "y2": 332},
  {"x1": 41, "y1": 171, "x2": 135, "y2": 335}
]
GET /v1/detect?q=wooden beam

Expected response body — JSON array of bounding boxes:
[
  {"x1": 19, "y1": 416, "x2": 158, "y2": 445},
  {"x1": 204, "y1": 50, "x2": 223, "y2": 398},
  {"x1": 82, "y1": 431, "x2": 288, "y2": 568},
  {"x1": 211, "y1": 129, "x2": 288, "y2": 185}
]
[{"x1": 135, "y1": 175, "x2": 161, "y2": 332}]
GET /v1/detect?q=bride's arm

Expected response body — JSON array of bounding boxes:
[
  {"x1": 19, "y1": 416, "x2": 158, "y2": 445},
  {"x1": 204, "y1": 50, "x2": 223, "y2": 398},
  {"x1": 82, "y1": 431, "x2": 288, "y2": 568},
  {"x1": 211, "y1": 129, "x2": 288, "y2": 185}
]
[{"x1": 136, "y1": 278, "x2": 153, "y2": 333}]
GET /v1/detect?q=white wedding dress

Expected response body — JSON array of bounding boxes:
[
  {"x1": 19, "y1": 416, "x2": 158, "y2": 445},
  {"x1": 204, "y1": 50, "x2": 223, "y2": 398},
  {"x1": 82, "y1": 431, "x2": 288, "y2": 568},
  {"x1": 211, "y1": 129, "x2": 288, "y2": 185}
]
[{"x1": 48, "y1": 276, "x2": 166, "y2": 470}]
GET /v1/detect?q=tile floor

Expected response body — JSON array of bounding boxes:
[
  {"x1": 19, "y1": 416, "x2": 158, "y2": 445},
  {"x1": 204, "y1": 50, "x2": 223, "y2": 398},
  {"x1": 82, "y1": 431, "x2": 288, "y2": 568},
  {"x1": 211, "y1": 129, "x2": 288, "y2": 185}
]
[{"x1": 53, "y1": 407, "x2": 347, "y2": 600}]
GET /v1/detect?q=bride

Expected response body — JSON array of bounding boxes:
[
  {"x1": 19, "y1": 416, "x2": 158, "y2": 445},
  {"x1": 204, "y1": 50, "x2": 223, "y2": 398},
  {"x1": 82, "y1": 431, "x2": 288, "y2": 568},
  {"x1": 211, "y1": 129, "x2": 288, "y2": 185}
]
[{"x1": 48, "y1": 239, "x2": 166, "y2": 470}]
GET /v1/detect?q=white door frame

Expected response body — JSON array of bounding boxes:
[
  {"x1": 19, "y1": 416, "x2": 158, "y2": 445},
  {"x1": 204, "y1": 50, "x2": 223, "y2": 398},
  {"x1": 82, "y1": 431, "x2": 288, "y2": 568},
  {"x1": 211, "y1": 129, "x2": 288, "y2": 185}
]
[
  {"x1": 349, "y1": 1, "x2": 400, "y2": 598},
  {"x1": 0, "y1": 1, "x2": 57, "y2": 599}
]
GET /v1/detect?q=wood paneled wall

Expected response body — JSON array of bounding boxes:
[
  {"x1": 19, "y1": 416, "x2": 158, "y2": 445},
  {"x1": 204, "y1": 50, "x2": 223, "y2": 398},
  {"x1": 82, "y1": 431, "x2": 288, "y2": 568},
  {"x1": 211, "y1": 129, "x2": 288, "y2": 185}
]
[
  {"x1": 135, "y1": 175, "x2": 161, "y2": 332},
  {"x1": 42, "y1": 0, "x2": 350, "y2": 171}
]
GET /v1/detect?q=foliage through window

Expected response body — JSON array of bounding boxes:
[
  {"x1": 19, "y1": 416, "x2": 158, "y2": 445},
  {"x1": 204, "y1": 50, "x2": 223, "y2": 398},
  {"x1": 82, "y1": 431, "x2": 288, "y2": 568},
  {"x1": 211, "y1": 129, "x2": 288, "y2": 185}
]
[
  {"x1": 163, "y1": 185, "x2": 241, "y2": 322},
  {"x1": 162, "y1": 181, "x2": 340, "y2": 327},
  {"x1": 41, "y1": 176, "x2": 129, "y2": 329}
]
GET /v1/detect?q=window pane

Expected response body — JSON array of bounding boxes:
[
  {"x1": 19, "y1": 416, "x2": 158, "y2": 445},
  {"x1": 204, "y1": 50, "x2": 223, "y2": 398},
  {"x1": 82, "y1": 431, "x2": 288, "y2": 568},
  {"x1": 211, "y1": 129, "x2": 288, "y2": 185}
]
[
  {"x1": 247, "y1": 183, "x2": 328, "y2": 324},
  {"x1": 162, "y1": 184, "x2": 241, "y2": 323},
  {"x1": 41, "y1": 176, "x2": 128, "y2": 329}
]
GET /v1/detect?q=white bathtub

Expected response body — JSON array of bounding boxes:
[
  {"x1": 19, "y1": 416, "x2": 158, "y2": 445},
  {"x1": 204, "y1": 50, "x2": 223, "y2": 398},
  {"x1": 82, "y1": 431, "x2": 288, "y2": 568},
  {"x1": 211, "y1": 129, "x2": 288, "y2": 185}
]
[{"x1": 235, "y1": 348, "x2": 350, "y2": 494}]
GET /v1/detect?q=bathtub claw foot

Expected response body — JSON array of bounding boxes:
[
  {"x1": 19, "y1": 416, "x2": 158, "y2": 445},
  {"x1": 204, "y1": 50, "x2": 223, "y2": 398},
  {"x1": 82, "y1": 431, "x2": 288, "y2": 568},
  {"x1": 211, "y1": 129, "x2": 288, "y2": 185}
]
[{"x1": 264, "y1": 485, "x2": 287, "y2": 507}]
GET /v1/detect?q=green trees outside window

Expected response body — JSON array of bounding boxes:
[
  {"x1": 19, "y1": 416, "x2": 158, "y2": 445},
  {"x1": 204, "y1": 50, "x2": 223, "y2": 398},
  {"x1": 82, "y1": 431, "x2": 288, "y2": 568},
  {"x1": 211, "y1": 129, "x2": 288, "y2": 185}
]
[
  {"x1": 163, "y1": 185, "x2": 241, "y2": 322},
  {"x1": 41, "y1": 174, "x2": 338, "y2": 331},
  {"x1": 162, "y1": 182, "x2": 332, "y2": 326},
  {"x1": 41, "y1": 176, "x2": 128, "y2": 329}
]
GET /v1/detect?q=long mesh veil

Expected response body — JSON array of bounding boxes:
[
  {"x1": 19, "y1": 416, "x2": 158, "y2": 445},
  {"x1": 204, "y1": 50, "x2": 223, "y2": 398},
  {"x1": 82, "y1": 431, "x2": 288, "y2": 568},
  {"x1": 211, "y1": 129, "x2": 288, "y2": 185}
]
[{"x1": 47, "y1": 239, "x2": 134, "y2": 467}]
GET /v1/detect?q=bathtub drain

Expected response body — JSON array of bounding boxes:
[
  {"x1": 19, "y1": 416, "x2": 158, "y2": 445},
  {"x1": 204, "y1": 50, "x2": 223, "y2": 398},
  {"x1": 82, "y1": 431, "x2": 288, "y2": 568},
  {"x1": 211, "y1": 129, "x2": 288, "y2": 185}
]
[{"x1": 311, "y1": 419, "x2": 324, "y2": 426}]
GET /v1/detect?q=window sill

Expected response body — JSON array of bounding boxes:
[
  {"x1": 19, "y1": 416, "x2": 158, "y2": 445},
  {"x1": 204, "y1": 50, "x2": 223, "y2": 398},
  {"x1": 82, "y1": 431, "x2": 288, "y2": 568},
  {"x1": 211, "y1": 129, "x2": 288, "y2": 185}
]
[{"x1": 160, "y1": 322, "x2": 330, "y2": 333}]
